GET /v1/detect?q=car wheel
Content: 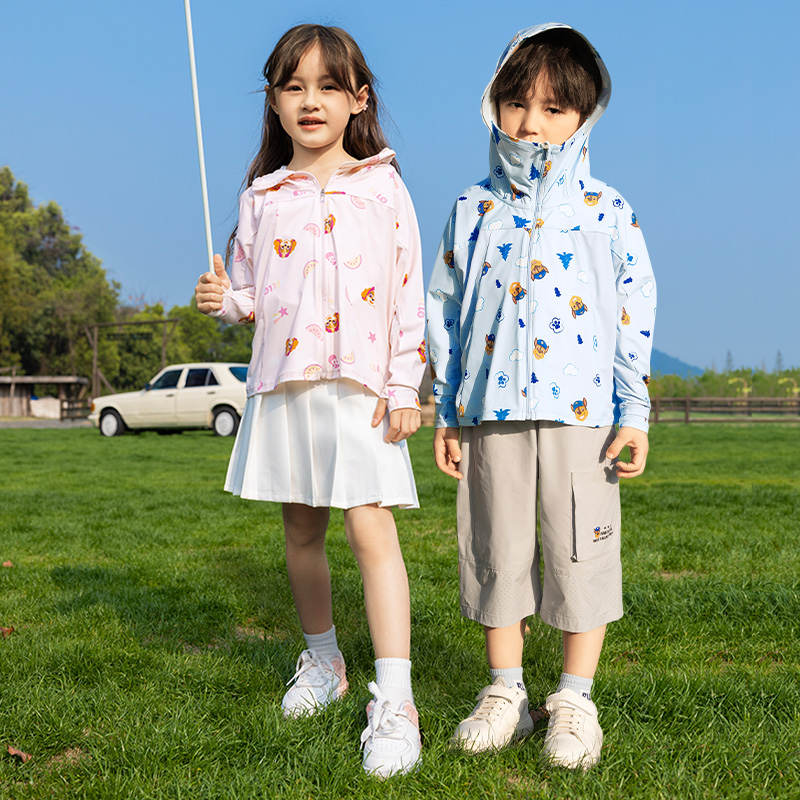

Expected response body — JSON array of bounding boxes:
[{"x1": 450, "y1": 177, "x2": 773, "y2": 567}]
[
  {"x1": 99, "y1": 409, "x2": 125, "y2": 437},
  {"x1": 213, "y1": 407, "x2": 239, "y2": 437}
]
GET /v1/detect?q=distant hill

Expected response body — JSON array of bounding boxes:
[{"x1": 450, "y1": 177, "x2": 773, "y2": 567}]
[{"x1": 651, "y1": 349, "x2": 702, "y2": 378}]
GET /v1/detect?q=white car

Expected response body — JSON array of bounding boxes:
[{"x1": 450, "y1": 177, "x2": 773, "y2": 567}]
[{"x1": 89, "y1": 363, "x2": 248, "y2": 437}]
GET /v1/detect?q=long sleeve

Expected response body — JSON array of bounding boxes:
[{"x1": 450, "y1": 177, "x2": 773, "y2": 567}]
[
  {"x1": 383, "y1": 181, "x2": 426, "y2": 412},
  {"x1": 214, "y1": 190, "x2": 257, "y2": 325},
  {"x1": 611, "y1": 206, "x2": 656, "y2": 432},
  {"x1": 426, "y1": 206, "x2": 464, "y2": 428}
]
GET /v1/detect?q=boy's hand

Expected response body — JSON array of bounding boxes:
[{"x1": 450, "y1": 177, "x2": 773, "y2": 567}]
[
  {"x1": 195, "y1": 254, "x2": 231, "y2": 314},
  {"x1": 606, "y1": 426, "x2": 649, "y2": 478},
  {"x1": 372, "y1": 398, "x2": 420, "y2": 442},
  {"x1": 433, "y1": 426, "x2": 462, "y2": 479}
]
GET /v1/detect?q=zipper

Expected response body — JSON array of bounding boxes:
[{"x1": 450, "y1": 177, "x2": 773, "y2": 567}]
[
  {"x1": 319, "y1": 183, "x2": 331, "y2": 373},
  {"x1": 527, "y1": 143, "x2": 549, "y2": 416}
]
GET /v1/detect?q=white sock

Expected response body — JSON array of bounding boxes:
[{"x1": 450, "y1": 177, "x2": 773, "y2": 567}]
[
  {"x1": 375, "y1": 658, "x2": 414, "y2": 708},
  {"x1": 557, "y1": 672, "x2": 593, "y2": 701},
  {"x1": 302, "y1": 626, "x2": 341, "y2": 661},
  {"x1": 490, "y1": 667, "x2": 526, "y2": 693}
]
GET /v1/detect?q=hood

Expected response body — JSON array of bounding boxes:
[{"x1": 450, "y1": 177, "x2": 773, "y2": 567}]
[{"x1": 480, "y1": 23, "x2": 611, "y2": 208}]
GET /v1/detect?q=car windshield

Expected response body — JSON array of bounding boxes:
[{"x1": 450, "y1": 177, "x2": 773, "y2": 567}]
[{"x1": 229, "y1": 367, "x2": 247, "y2": 383}]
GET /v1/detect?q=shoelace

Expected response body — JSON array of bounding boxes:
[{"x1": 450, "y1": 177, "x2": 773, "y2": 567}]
[
  {"x1": 286, "y1": 649, "x2": 335, "y2": 688},
  {"x1": 546, "y1": 703, "x2": 583, "y2": 737},
  {"x1": 470, "y1": 689, "x2": 514, "y2": 721},
  {"x1": 360, "y1": 682, "x2": 410, "y2": 747}
]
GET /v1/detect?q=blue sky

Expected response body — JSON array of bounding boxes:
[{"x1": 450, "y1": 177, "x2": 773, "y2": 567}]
[{"x1": 2, "y1": 0, "x2": 798, "y2": 370}]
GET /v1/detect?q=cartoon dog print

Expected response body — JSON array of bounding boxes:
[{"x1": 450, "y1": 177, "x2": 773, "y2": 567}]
[
  {"x1": 285, "y1": 337, "x2": 299, "y2": 356},
  {"x1": 324, "y1": 214, "x2": 336, "y2": 234},
  {"x1": 631, "y1": 212, "x2": 640, "y2": 228},
  {"x1": 444, "y1": 250, "x2": 455, "y2": 269},
  {"x1": 571, "y1": 397, "x2": 589, "y2": 421},
  {"x1": 509, "y1": 282, "x2": 526, "y2": 304},
  {"x1": 570, "y1": 296, "x2": 588, "y2": 318},
  {"x1": 477, "y1": 200, "x2": 494, "y2": 215},
  {"x1": 543, "y1": 160, "x2": 552, "y2": 177},
  {"x1": 530, "y1": 260, "x2": 549, "y2": 281},
  {"x1": 238, "y1": 311, "x2": 255, "y2": 324},
  {"x1": 485, "y1": 333, "x2": 495, "y2": 354},
  {"x1": 273, "y1": 239, "x2": 297, "y2": 258},
  {"x1": 417, "y1": 340, "x2": 427, "y2": 363},
  {"x1": 533, "y1": 338, "x2": 549, "y2": 360},
  {"x1": 361, "y1": 286, "x2": 375, "y2": 305},
  {"x1": 325, "y1": 313, "x2": 340, "y2": 333},
  {"x1": 481, "y1": 262, "x2": 492, "y2": 277},
  {"x1": 621, "y1": 307, "x2": 631, "y2": 325},
  {"x1": 583, "y1": 191, "x2": 602, "y2": 206}
]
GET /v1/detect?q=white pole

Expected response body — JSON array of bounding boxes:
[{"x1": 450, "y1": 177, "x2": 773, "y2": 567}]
[{"x1": 184, "y1": 0, "x2": 215, "y2": 273}]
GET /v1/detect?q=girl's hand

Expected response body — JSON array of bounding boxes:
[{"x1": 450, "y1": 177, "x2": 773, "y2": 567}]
[
  {"x1": 606, "y1": 426, "x2": 649, "y2": 478},
  {"x1": 195, "y1": 254, "x2": 231, "y2": 314},
  {"x1": 433, "y1": 427, "x2": 462, "y2": 479},
  {"x1": 372, "y1": 398, "x2": 421, "y2": 442}
]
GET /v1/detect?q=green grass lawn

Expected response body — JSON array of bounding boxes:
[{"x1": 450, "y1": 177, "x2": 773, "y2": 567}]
[{"x1": 1, "y1": 424, "x2": 799, "y2": 798}]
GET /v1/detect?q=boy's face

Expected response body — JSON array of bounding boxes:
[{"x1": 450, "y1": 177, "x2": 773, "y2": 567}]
[{"x1": 497, "y1": 71, "x2": 582, "y2": 146}]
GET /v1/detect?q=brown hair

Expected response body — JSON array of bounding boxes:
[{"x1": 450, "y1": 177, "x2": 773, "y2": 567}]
[
  {"x1": 227, "y1": 24, "x2": 396, "y2": 263},
  {"x1": 490, "y1": 29, "x2": 602, "y2": 121}
]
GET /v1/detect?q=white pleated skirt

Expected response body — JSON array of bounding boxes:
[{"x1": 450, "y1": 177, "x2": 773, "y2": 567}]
[{"x1": 224, "y1": 379, "x2": 419, "y2": 509}]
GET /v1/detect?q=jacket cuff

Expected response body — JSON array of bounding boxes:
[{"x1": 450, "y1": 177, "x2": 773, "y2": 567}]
[
  {"x1": 618, "y1": 413, "x2": 650, "y2": 434},
  {"x1": 434, "y1": 401, "x2": 459, "y2": 428},
  {"x1": 385, "y1": 386, "x2": 420, "y2": 413}
]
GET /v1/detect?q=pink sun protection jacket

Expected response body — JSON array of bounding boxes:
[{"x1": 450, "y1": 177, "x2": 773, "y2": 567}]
[{"x1": 213, "y1": 149, "x2": 427, "y2": 412}]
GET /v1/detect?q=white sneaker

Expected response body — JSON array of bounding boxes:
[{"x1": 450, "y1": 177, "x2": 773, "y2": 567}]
[
  {"x1": 360, "y1": 682, "x2": 421, "y2": 778},
  {"x1": 281, "y1": 649, "x2": 348, "y2": 718},
  {"x1": 451, "y1": 677, "x2": 534, "y2": 752},
  {"x1": 541, "y1": 688, "x2": 603, "y2": 770}
]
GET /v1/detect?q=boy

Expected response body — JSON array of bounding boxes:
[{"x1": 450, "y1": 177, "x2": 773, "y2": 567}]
[{"x1": 426, "y1": 24, "x2": 656, "y2": 770}]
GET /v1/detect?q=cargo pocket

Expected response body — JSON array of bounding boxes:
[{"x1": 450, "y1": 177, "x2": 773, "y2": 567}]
[{"x1": 570, "y1": 466, "x2": 620, "y2": 564}]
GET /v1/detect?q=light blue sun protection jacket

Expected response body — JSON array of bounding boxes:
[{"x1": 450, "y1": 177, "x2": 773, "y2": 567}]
[{"x1": 426, "y1": 23, "x2": 656, "y2": 432}]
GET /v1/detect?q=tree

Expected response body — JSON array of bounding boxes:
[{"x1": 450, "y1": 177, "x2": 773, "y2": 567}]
[{"x1": 0, "y1": 167, "x2": 118, "y2": 379}]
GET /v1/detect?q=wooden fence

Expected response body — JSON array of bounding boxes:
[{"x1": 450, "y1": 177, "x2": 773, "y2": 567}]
[{"x1": 650, "y1": 396, "x2": 800, "y2": 423}]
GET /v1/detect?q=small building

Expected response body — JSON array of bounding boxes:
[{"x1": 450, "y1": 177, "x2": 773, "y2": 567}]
[{"x1": 0, "y1": 374, "x2": 90, "y2": 419}]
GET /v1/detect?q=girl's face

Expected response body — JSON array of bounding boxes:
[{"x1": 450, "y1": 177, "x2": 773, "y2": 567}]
[
  {"x1": 498, "y1": 71, "x2": 582, "y2": 146},
  {"x1": 270, "y1": 44, "x2": 368, "y2": 165}
]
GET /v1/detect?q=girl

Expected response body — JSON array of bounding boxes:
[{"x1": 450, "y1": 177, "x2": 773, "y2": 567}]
[{"x1": 194, "y1": 25, "x2": 426, "y2": 778}]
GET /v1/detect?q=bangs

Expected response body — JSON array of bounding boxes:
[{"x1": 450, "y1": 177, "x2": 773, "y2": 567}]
[
  {"x1": 266, "y1": 26, "x2": 358, "y2": 95},
  {"x1": 491, "y1": 31, "x2": 602, "y2": 119}
]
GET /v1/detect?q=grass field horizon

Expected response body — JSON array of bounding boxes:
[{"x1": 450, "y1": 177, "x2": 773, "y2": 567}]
[{"x1": 1, "y1": 424, "x2": 799, "y2": 798}]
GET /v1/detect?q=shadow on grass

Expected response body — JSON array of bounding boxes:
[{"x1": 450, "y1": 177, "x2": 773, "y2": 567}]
[{"x1": 48, "y1": 555, "x2": 301, "y2": 670}]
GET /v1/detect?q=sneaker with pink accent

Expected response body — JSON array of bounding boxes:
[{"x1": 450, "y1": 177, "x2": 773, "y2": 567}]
[
  {"x1": 541, "y1": 688, "x2": 603, "y2": 770},
  {"x1": 360, "y1": 681, "x2": 421, "y2": 778},
  {"x1": 281, "y1": 649, "x2": 348, "y2": 718}
]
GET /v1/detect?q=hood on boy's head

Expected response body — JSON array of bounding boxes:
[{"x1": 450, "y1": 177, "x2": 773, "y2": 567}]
[{"x1": 480, "y1": 23, "x2": 611, "y2": 139}]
